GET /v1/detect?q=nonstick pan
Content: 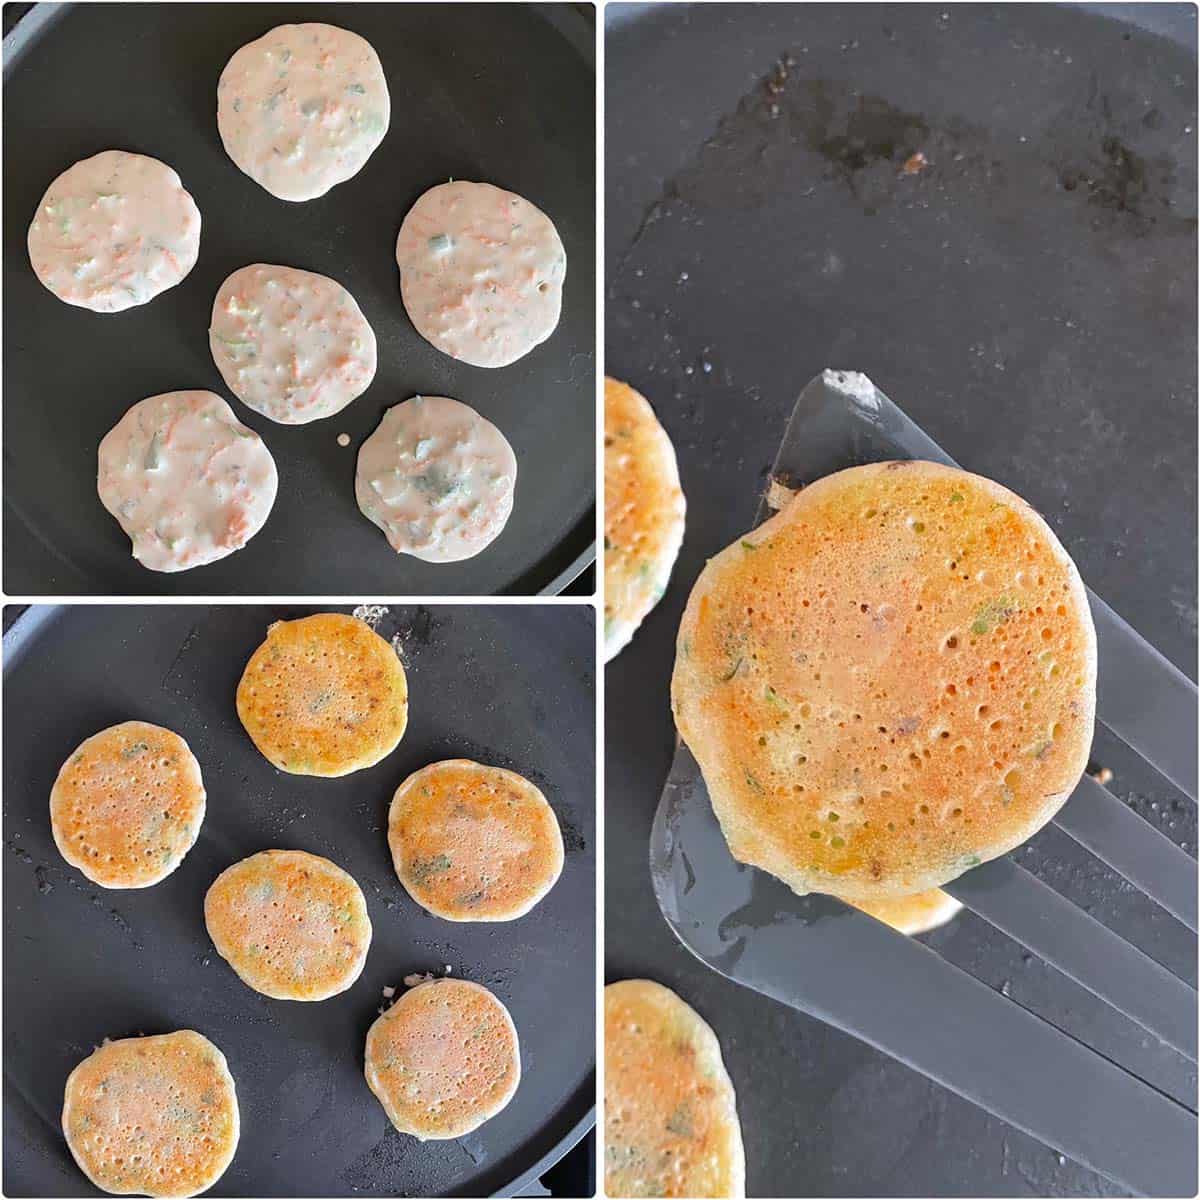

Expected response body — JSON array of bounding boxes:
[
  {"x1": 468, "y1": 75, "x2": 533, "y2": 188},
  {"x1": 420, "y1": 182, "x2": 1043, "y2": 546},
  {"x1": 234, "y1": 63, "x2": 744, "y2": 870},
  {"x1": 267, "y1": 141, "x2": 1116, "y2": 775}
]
[
  {"x1": 605, "y1": 4, "x2": 1196, "y2": 1195},
  {"x1": 2, "y1": 603, "x2": 596, "y2": 1197},
  {"x1": 3, "y1": 3, "x2": 595, "y2": 597}
]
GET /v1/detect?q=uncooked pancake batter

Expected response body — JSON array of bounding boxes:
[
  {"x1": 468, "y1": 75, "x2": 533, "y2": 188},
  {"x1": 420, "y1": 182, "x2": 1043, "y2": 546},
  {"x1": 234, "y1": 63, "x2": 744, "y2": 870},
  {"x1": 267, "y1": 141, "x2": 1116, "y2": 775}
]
[
  {"x1": 27, "y1": 150, "x2": 201, "y2": 313},
  {"x1": 217, "y1": 23, "x2": 390, "y2": 202},
  {"x1": 395, "y1": 181, "x2": 566, "y2": 367},
  {"x1": 210, "y1": 263, "x2": 377, "y2": 424},
  {"x1": 355, "y1": 395, "x2": 516, "y2": 562},
  {"x1": 97, "y1": 391, "x2": 278, "y2": 573}
]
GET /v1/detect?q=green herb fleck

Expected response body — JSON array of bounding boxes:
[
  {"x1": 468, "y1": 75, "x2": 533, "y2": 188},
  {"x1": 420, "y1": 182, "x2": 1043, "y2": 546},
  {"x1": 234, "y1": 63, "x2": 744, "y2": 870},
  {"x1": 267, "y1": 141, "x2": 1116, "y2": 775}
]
[
  {"x1": 408, "y1": 854, "x2": 452, "y2": 886},
  {"x1": 412, "y1": 465, "x2": 463, "y2": 502},
  {"x1": 741, "y1": 540, "x2": 757, "y2": 551},
  {"x1": 949, "y1": 492, "x2": 964, "y2": 503},
  {"x1": 346, "y1": 82, "x2": 366, "y2": 95},
  {"x1": 971, "y1": 595, "x2": 1018, "y2": 636},
  {"x1": 721, "y1": 657, "x2": 743, "y2": 682},
  {"x1": 121, "y1": 741, "x2": 150, "y2": 759},
  {"x1": 144, "y1": 434, "x2": 162, "y2": 471},
  {"x1": 665, "y1": 1101, "x2": 695, "y2": 1138}
]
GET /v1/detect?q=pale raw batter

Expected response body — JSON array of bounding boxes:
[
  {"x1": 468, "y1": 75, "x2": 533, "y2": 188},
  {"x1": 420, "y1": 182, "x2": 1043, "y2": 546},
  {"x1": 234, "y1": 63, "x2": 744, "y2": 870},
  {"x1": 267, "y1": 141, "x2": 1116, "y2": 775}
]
[
  {"x1": 395, "y1": 181, "x2": 566, "y2": 368},
  {"x1": 355, "y1": 395, "x2": 516, "y2": 563},
  {"x1": 210, "y1": 263, "x2": 377, "y2": 424},
  {"x1": 217, "y1": 23, "x2": 390, "y2": 202},
  {"x1": 27, "y1": 150, "x2": 200, "y2": 313},
  {"x1": 98, "y1": 391, "x2": 278, "y2": 573}
]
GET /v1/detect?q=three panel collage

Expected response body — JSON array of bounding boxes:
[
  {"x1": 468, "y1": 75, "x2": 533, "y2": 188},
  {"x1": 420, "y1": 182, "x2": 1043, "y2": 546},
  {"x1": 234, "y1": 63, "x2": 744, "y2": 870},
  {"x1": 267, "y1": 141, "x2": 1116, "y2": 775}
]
[{"x1": 1, "y1": 3, "x2": 1195, "y2": 1198}]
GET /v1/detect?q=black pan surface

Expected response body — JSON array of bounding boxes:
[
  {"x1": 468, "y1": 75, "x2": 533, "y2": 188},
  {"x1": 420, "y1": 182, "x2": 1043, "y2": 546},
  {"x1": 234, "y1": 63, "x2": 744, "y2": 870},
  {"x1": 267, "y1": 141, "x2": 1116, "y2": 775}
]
[
  {"x1": 3, "y1": 3, "x2": 595, "y2": 596},
  {"x1": 605, "y1": 4, "x2": 1196, "y2": 1195},
  {"x1": 2, "y1": 602, "x2": 595, "y2": 1197}
]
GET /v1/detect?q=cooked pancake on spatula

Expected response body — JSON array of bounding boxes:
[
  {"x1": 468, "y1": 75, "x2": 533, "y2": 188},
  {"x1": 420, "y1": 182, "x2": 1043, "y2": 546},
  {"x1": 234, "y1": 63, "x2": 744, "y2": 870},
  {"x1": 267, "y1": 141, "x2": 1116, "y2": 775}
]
[{"x1": 672, "y1": 460, "x2": 1096, "y2": 901}]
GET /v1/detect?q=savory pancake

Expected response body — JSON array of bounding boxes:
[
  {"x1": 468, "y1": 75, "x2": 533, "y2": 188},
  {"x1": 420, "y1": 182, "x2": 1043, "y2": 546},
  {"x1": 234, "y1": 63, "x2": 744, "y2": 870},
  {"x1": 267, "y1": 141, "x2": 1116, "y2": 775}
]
[
  {"x1": 395, "y1": 181, "x2": 565, "y2": 367},
  {"x1": 388, "y1": 759, "x2": 563, "y2": 921},
  {"x1": 672, "y1": 460, "x2": 1096, "y2": 901},
  {"x1": 849, "y1": 888, "x2": 963, "y2": 936},
  {"x1": 605, "y1": 979, "x2": 745, "y2": 1199},
  {"x1": 236, "y1": 612, "x2": 408, "y2": 777},
  {"x1": 204, "y1": 849, "x2": 372, "y2": 1000},
  {"x1": 49, "y1": 721, "x2": 205, "y2": 889},
  {"x1": 217, "y1": 24, "x2": 389, "y2": 202},
  {"x1": 97, "y1": 390, "x2": 278, "y2": 573},
  {"x1": 62, "y1": 1030, "x2": 239, "y2": 1198},
  {"x1": 364, "y1": 978, "x2": 520, "y2": 1140},
  {"x1": 604, "y1": 378, "x2": 686, "y2": 663},
  {"x1": 355, "y1": 395, "x2": 516, "y2": 562},
  {"x1": 28, "y1": 150, "x2": 200, "y2": 313},
  {"x1": 209, "y1": 263, "x2": 377, "y2": 424}
]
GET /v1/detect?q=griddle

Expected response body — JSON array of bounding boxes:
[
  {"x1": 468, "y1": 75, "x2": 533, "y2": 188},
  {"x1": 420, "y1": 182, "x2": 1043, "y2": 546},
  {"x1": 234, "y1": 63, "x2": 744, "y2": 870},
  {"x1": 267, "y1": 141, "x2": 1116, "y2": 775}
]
[
  {"x1": 605, "y1": 4, "x2": 1197, "y2": 1195},
  {"x1": 2, "y1": 603, "x2": 596, "y2": 1197},
  {"x1": 2, "y1": 3, "x2": 596, "y2": 596}
]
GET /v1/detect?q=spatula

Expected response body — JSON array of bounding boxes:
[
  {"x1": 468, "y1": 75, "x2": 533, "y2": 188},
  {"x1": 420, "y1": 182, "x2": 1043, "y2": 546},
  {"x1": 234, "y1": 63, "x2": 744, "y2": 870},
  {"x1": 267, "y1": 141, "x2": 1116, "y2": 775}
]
[{"x1": 649, "y1": 371, "x2": 1198, "y2": 1196}]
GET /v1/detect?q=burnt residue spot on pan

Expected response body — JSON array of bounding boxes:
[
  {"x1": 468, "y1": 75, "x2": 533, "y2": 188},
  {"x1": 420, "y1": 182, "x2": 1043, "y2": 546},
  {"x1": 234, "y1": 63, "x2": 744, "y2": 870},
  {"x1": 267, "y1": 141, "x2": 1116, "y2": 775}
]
[
  {"x1": 662, "y1": 57, "x2": 934, "y2": 215},
  {"x1": 388, "y1": 605, "x2": 445, "y2": 664},
  {"x1": 8, "y1": 846, "x2": 144, "y2": 949},
  {"x1": 559, "y1": 816, "x2": 588, "y2": 855},
  {"x1": 808, "y1": 89, "x2": 930, "y2": 186},
  {"x1": 339, "y1": 1134, "x2": 413, "y2": 1194},
  {"x1": 1051, "y1": 77, "x2": 1193, "y2": 236},
  {"x1": 6, "y1": 838, "x2": 33, "y2": 865}
]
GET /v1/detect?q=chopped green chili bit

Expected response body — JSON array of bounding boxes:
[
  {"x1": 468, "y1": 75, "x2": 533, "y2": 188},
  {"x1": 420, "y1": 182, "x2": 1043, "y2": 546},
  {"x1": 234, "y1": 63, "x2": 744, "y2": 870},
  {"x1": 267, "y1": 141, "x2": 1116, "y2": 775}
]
[
  {"x1": 741, "y1": 540, "x2": 757, "y2": 551},
  {"x1": 721, "y1": 657, "x2": 743, "y2": 682}
]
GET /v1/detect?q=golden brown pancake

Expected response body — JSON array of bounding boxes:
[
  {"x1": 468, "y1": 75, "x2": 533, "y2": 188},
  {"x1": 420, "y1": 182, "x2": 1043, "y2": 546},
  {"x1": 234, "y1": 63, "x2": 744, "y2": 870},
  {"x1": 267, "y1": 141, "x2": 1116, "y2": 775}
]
[
  {"x1": 236, "y1": 612, "x2": 408, "y2": 776},
  {"x1": 204, "y1": 849, "x2": 372, "y2": 1001},
  {"x1": 364, "y1": 978, "x2": 520, "y2": 1140},
  {"x1": 849, "y1": 888, "x2": 963, "y2": 936},
  {"x1": 605, "y1": 377, "x2": 687, "y2": 662},
  {"x1": 62, "y1": 1030, "x2": 239, "y2": 1198},
  {"x1": 605, "y1": 979, "x2": 745, "y2": 1198},
  {"x1": 49, "y1": 721, "x2": 205, "y2": 889},
  {"x1": 672, "y1": 460, "x2": 1096, "y2": 901},
  {"x1": 388, "y1": 759, "x2": 563, "y2": 921}
]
